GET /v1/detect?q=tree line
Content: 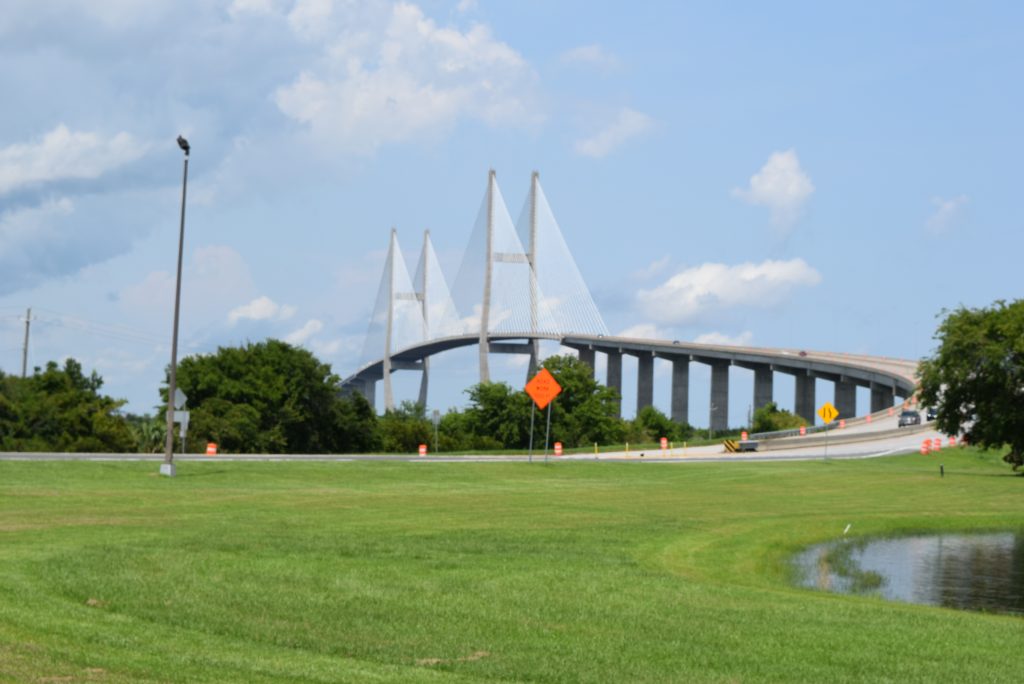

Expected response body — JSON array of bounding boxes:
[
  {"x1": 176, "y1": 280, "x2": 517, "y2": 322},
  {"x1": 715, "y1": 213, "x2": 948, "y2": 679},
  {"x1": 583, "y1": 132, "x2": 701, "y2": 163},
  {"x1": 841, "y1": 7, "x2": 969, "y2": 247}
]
[
  {"x1": 1, "y1": 340, "x2": 706, "y2": 454},
  {"x1": 20, "y1": 297, "x2": 1018, "y2": 465}
]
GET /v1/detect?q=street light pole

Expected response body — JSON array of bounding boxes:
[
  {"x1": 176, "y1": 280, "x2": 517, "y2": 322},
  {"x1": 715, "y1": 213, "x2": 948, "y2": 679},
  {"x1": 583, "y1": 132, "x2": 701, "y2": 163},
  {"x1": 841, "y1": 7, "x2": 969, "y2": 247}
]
[{"x1": 162, "y1": 135, "x2": 190, "y2": 477}]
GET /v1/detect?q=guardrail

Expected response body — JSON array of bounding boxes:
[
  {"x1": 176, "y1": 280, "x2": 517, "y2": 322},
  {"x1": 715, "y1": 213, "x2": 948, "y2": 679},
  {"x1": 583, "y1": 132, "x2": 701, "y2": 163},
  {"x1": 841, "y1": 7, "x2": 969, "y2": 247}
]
[{"x1": 749, "y1": 400, "x2": 921, "y2": 441}]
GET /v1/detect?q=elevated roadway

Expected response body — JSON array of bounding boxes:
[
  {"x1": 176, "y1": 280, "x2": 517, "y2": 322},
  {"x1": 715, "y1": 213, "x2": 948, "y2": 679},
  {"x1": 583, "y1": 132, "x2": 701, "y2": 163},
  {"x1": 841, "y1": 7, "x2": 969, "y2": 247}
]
[{"x1": 343, "y1": 333, "x2": 919, "y2": 427}]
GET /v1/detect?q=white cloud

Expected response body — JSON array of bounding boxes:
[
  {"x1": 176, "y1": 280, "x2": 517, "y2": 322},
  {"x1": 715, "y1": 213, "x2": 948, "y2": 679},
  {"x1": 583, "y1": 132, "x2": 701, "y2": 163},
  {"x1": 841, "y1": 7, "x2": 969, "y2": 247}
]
[
  {"x1": 227, "y1": 295, "x2": 296, "y2": 324},
  {"x1": 633, "y1": 255, "x2": 671, "y2": 280},
  {"x1": 0, "y1": 197, "x2": 74, "y2": 250},
  {"x1": 618, "y1": 323, "x2": 667, "y2": 340},
  {"x1": 0, "y1": 125, "x2": 148, "y2": 195},
  {"x1": 636, "y1": 258, "x2": 822, "y2": 324},
  {"x1": 0, "y1": 197, "x2": 81, "y2": 294},
  {"x1": 732, "y1": 149, "x2": 814, "y2": 229},
  {"x1": 311, "y1": 336, "x2": 348, "y2": 356},
  {"x1": 693, "y1": 330, "x2": 754, "y2": 347},
  {"x1": 287, "y1": 0, "x2": 334, "y2": 40},
  {"x1": 285, "y1": 318, "x2": 323, "y2": 345},
  {"x1": 229, "y1": 0, "x2": 280, "y2": 18},
  {"x1": 117, "y1": 270, "x2": 175, "y2": 318},
  {"x1": 119, "y1": 245, "x2": 259, "y2": 330},
  {"x1": 560, "y1": 44, "x2": 619, "y2": 70},
  {"x1": 274, "y1": 2, "x2": 537, "y2": 153},
  {"x1": 926, "y1": 194, "x2": 968, "y2": 234},
  {"x1": 575, "y1": 107, "x2": 653, "y2": 158},
  {"x1": 455, "y1": 0, "x2": 478, "y2": 12}
]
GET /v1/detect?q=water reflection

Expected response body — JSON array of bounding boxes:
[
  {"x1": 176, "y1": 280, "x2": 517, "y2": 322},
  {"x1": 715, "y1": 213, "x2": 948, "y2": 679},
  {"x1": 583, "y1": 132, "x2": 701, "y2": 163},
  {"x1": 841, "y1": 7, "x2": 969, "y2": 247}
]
[{"x1": 794, "y1": 533, "x2": 1024, "y2": 616}]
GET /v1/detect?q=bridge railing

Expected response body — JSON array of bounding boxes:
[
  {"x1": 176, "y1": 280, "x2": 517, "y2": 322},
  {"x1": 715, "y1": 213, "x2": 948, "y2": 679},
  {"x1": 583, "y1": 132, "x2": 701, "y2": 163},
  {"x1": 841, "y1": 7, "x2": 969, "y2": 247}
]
[{"x1": 749, "y1": 399, "x2": 917, "y2": 441}]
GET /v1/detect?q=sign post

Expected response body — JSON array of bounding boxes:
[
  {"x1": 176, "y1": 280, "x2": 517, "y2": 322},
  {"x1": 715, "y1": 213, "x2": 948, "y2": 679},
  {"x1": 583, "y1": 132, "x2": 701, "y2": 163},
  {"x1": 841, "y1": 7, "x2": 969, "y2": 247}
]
[
  {"x1": 161, "y1": 389, "x2": 188, "y2": 476},
  {"x1": 817, "y1": 401, "x2": 839, "y2": 460},
  {"x1": 525, "y1": 368, "x2": 562, "y2": 463}
]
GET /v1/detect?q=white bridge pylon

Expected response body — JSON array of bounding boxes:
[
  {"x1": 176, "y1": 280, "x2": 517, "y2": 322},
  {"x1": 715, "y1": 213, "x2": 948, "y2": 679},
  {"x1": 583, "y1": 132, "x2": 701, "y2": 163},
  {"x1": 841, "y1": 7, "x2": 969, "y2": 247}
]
[{"x1": 363, "y1": 170, "x2": 609, "y2": 411}]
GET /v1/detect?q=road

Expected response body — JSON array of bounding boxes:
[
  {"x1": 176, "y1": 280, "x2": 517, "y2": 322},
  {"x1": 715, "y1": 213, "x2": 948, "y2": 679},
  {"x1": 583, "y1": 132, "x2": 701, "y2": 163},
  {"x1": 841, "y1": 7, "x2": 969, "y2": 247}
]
[{"x1": 0, "y1": 422, "x2": 956, "y2": 465}]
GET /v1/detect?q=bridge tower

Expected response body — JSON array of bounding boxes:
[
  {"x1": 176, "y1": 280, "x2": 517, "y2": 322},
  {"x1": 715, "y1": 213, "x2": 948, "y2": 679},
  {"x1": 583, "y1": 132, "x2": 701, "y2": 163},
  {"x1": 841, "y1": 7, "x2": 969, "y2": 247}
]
[
  {"x1": 479, "y1": 170, "x2": 495, "y2": 383},
  {"x1": 365, "y1": 227, "x2": 422, "y2": 412},
  {"x1": 471, "y1": 169, "x2": 548, "y2": 384},
  {"x1": 417, "y1": 230, "x2": 431, "y2": 407},
  {"x1": 526, "y1": 170, "x2": 540, "y2": 378}
]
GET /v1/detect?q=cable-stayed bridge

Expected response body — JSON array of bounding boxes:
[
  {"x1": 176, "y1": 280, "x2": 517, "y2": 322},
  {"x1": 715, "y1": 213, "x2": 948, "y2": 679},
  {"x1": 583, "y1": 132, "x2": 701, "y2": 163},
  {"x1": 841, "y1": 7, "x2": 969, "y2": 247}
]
[{"x1": 342, "y1": 171, "x2": 917, "y2": 429}]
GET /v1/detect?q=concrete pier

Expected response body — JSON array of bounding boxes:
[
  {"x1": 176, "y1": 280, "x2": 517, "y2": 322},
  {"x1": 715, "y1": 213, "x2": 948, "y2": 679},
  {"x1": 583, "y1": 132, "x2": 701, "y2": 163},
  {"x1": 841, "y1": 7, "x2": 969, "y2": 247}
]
[
  {"x1": 606, "y1": 351, "x2": 623, "y2": 417},
  {"x1": 709, "y1": 361, "x2": 729, "y2": 432},
  {"x1": 637, "y1": 353, "x2": 654, "y2": 413},
  {"x1": 671, "y1": 358, "x2": 689, "y2": 425},
  {"x1": 870, "y1": 382, "x2": 895, "y2": 413},
  {"x1": 754, "y1": 365, "x2": 773, "y2": 410},
  {"x1": 835, "y1": 380, "x2": 857, "y2": 421},
  {"x1": 578, "y1": 347, "x2": 596, "y2": 377},
  {"x1": 795, "y1": 373, "x2": 815, "y2": 423}
]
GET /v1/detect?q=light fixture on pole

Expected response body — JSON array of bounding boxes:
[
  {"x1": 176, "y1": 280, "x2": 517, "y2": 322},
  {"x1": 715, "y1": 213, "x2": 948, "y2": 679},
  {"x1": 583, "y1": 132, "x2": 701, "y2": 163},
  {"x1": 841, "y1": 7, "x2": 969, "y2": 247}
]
[{"x1": 161, "y1": 135, "x2": 190, "y2": 477}]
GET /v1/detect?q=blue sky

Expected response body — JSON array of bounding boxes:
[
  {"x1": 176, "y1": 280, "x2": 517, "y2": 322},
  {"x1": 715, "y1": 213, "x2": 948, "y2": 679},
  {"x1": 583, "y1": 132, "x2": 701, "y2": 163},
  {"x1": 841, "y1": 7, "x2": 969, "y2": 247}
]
[{"x1": 1, "y1": 1, "x2": 1021, "y2": 426}]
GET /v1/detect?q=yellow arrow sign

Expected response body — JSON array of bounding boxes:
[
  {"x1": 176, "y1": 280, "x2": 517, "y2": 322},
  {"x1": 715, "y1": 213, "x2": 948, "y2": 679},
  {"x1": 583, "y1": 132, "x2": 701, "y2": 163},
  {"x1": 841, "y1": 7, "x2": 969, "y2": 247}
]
[{"x1": 818, "y1": 401, "x2": 839, "y2": 424}]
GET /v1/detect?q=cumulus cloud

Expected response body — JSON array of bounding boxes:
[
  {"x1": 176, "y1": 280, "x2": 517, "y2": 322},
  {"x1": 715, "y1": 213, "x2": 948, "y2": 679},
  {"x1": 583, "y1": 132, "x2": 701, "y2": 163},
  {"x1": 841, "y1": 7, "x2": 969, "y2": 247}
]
[
  {"x1": 0, "y1": 197, "x2": 89, "y2": 294},
  {"x1": 311, "y1": 336, "x2": 349, "y2": 356},
  {"x1": 561, "y1": 44, "x2": 619, "y2": 70},
  {"x1": 227, "y1": 295, "x2": 296, "y2": 324},
  {"x1": 119, "y1": 245, "x2": 259, "y2": 330},
  {"x1": 228, "y1": 0, "x2": 280, "y2": 18},
  {"x1": 287, "y1": 0, "x2": 334, "y2": 39},
  {"x1": 285, "y1": 318, "x2": 323, "y2": 345},
  {"x1": 575, "y1": 108, "x2": 653, "y2": 158},
  {"x1": 0, "y1": 196, "x2": 73, "y2": 249},
  {"x1": 926, "y1": 194, "x2": 968, "y2": 234},
  {"x1": 0, "y1": 124, "x2": 148, "y2": 195},
  {"x1": 732, "y1": 149, "x2": 814, "y2": 228},
  {"x1": 618, "y1": 323, "x2": 667, "y2": 340},
  {"x1": 274, "y1": 2, "x2": 537, "y2": 153},
  {"x1": 693, "y1": 330, "x2": 754, "y2": 347},
  {"x1": 633, "y1": 255, "x2": 671, "y2": 280},
  {"x1": 636, "y1": 258, "x2": 822, "y2": 324}
]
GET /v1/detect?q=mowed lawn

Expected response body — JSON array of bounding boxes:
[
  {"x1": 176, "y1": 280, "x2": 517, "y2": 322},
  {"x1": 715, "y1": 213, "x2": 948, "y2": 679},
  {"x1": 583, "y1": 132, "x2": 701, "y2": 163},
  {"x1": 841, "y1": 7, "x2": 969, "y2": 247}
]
[{"x1": 1, "y1": 450, "x2": 1022, "y2": 683}]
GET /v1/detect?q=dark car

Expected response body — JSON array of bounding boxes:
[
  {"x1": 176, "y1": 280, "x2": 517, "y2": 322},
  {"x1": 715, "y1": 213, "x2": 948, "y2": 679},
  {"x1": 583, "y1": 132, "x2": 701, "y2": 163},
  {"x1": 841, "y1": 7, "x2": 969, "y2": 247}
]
[
  {"x1": 898, "y1": 410, "x2": 921, "y2": 427},
  {"x1": 926, "y1": 407, "x2": 938, "y2": 421}
]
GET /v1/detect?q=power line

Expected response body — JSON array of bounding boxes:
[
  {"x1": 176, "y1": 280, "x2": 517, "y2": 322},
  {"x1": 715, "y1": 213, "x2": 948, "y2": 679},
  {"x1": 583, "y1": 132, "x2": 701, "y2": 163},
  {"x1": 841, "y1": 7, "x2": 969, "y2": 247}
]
[{"x1": 31, "y1": 308, "x2": 164, "y2": 346}]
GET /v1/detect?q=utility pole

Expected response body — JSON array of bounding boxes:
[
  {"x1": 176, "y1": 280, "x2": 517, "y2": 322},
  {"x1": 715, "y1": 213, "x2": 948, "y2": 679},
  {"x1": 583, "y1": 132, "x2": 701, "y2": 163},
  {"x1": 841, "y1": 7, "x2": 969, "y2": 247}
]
[{"x1": 21, "y1": 307, "x2": 31, "y2": 378}]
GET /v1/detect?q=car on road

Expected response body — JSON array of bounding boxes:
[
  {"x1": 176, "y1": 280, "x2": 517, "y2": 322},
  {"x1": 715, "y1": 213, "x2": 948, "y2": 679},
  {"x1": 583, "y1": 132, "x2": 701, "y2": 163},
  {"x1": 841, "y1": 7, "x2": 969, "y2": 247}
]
[
  {"x1": 898, "y1": 410, "x2": 921, "y2": 427},
  {"x1": 926, "y1": 407, "x2": 938, "y2": 421}
]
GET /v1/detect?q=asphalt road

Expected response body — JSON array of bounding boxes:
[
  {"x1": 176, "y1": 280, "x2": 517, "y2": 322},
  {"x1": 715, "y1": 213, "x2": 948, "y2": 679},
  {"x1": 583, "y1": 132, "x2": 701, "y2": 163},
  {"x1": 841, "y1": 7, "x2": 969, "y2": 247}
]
[{"x1": 0, "y1": 422, "x2": 956, "y2": 465}]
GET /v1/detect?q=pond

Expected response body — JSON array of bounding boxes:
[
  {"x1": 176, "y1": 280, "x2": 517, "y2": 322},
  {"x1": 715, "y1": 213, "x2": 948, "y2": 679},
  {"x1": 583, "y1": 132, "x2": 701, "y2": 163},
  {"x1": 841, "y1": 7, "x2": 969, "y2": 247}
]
[{"x1": 793, "y1": 532, "x2": 1024, "y2": 616}]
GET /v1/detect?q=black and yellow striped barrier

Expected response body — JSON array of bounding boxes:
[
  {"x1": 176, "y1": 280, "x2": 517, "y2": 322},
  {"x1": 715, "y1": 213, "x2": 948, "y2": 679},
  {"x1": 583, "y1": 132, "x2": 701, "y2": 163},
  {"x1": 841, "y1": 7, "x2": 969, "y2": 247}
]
[{"x1": 723, "y1": 439, "x2": 739, "y2": 453}]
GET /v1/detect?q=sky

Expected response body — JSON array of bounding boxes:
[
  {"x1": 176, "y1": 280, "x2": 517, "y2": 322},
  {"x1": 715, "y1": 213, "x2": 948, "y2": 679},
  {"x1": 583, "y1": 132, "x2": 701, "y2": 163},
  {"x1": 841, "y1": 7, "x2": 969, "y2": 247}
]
[{"x1": 1, "y1": 1, "x2": 1021, "y2": 427}]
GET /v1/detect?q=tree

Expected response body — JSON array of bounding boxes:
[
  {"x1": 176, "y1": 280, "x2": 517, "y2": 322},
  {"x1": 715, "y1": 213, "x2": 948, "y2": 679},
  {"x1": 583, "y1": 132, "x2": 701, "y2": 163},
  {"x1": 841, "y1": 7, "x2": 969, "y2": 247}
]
[
  {"x1": 462, "y1": 381, "x2": 533, "y2": 449},
  {"x1": 124, "y1": 413, "x2": 165, "y2": 453},
  {"x1": 632, "y1": 405, "x2": 693, "y2": 443},
  {"x1": 377, "y1": 401, "x2": 433, "y2": 453},
  {"x1": 171, "y1": 340, "x2": 378, "y2": 454},
  {"x1": 0, "y1": 360, "x2": 135, "y2": 452},
  {"x1": 751, "y1": 401, "x2": 806, "y2": 434},
  {"x1": 540, "y1": 355, "x2": 624, "y2": 447},
  {"x1": 456, "y1": 355, "x2": 627, "y2": 450},
  {"x1": 919, "y1": 300, "x2": 1024, "y2": 470}
]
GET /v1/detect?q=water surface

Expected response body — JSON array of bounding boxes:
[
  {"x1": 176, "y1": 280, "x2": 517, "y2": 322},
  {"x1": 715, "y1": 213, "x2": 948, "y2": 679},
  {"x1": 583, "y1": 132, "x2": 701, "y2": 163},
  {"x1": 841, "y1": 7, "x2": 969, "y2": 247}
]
[{"x1": 794, "y1": 532, "x2": 1024, "y2": 616}]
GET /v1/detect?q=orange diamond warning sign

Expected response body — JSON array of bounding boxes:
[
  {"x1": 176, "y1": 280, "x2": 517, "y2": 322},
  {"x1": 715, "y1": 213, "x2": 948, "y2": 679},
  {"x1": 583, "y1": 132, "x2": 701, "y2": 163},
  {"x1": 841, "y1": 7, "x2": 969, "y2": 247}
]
[{"x1": 525, "y1": 368, "x2": 562, "y2": 409}]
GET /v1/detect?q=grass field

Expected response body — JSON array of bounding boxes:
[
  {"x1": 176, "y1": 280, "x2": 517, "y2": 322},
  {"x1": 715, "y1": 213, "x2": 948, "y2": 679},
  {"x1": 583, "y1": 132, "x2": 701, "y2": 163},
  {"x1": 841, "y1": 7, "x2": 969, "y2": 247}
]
[{"x1": 1, "y1": 449, "x2": 1022, "y2": 682}]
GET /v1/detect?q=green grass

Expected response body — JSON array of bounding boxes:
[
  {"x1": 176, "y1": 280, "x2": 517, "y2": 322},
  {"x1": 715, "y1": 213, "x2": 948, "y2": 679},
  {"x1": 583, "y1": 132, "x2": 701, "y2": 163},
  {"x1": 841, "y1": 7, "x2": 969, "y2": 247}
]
[{"x1": 0, "y1": 449, "x2": 1021, "y2": 682}]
